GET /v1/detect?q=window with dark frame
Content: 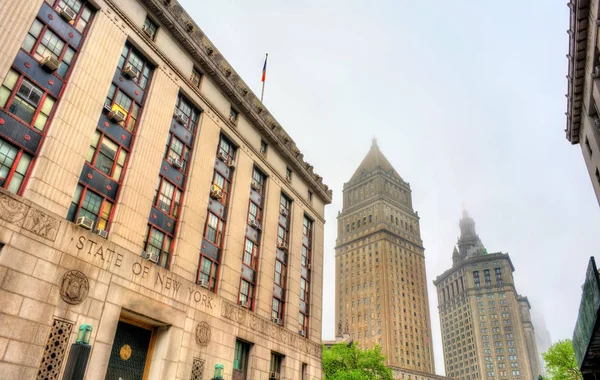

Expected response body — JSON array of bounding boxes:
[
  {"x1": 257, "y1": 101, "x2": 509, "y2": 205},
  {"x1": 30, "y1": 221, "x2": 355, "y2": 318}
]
[
  {"x1": 45, "y1": 0, "x2": 95, "y2": 33},
  {"x1": 285, "y1": 167, "x2": 292, "y2": 182},
  {"x1": 22, "y1": 19, "x2": 77, "y2": 78},
  {"x1": 117, "y1": 44, "x2": 153, "y2": 89},
  {"x1": 307, "y1": 190, "x2": 313, "y2": 203},
  {"x1": 233, "y1": 340, "x2": 251, "y2": 375},
  {"x1": 260, "y1": 140, "x2": 268, "y2": 155},
  {"x1": 86, "y1": 130, "x2": 128, "y2": 181},
  {"x1": 0, "y1": 138, "x2": 33, "y2": 195},
  {"x1": 229, "y1": 107, "x2": 238, "y2": 123},
  {"x1": 586, "y1": 136, "x2": 593, "y2": 156},
  {"x1": 198, "y1": 134, "x2": 236, "y2": 292},
  {"x1": 67, "y1": 184, "x2": 113, "y2": 232},
  {"x1": 191, "y1": 68, "x2": 202, "y2": 88},
  {"x1": 142, "y1": 17, "x2": 158, "y2": 40},
  {"x1": 272, "y1": 192, "x2": 292, "y2": 324},
  {"x1": 269, "y1": 352, "x2": 283, "y2": 377},
  {"x1": 299, "y1": 215, "x2": 313, "y2": 337}
]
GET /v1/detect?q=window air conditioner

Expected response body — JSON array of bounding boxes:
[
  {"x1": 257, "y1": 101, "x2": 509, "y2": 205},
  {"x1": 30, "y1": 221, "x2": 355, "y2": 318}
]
[
  {"x1": 76, "y1": 216, "x2": 94, "y2": 230},
  {"x1": 306, "y1": 263, "x2": 311, "y2": 270},
  {"x1": 108, "y1": 109, "x2": 126, "y2": 123},
  {"x1": 593, "y1": 66, "x2": 600, "y2": 79},
  {"x1": 249, "y1": 219, "x2": 261, "y2": 230},
  {"x1": 277, "y1": 242, "x2": 288, "y2": 252},
  {"x1": 96, "y1": 229, "x2": 108, "y2": 239},
  {"x1": 269, "y1": 372, "x2": 280, "y2": 380},
  {"x1": 217, "y1": 151, "x2": 228, "y2": 163},
  {"x1": 148, "y1": 251, "x2": 160, "y2": 263},
  {"x1": 122, "y1": 64, "x2": 139, "y2": 79},
  {"x1": 141, "y1": 251, "x2": 150, "y2": 259},
  {"x1": 142, "y1": 25, "x2": 153, "y2": 38},
  {"x1": 251, "y1": 181, "x2": 261, "y2": 191},
  {"x1": 239, "y1": 300, "x2": 248, "y2": 308},
  {"x1": 272, "y1": 317, "x2": 282, "y2": 325},
  {"x1": 279, "y1": 206, "x2": 288, "y2": 217},
  {"x1": 299, "y1": 330, "x2": 306, "y2": 337},
  {"x1": 210, "y1": 185, "x2": 223, "y2": 200},
  {"x1": 174, "y1": 109, "x2": 189, "y2": 125},
  {"x1": 199, "y1": 278, "x2": 209, "y2": 288},
  {"x1": 58, "y1": 6, "x2": 76, "y2": 22},
  {"x1": 168, "y1": 157, "x2": 183, "y2": 169},
  {"x1": 227, "y1": 159, "x2": 235, "y2": 169},
  {"x1": 229, "y1": 114, "x2": 237, "y2": 124},
  {"x1": 40, "y1": 55, "x2": 60, "y2": 72}
]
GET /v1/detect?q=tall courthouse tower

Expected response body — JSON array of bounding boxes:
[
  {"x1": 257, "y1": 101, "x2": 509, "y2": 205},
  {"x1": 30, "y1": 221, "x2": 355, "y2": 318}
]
[{"x1": 335, "y1": 139, "x2": 435, "y2": 374}]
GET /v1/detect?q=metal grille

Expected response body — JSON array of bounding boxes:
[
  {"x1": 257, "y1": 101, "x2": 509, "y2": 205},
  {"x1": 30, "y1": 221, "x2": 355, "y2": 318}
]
[
  {"x1": 36, "y1": 318, "x2": 74, "y2": 380},
  {"x1": 190, "y1": 357, "x2": 205, "y2": 380},
  {"x1": 105, "y1": 321, "x2": 152, "y2": 380}
]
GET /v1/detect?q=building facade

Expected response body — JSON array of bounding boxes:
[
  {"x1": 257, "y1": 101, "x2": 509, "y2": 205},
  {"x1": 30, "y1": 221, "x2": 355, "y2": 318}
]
[
  {"x1": 566, "y1": 0, "x2": 600, "y2": 206},
  {"x1": 334, "y1": 140, "x2": 436, "y2": 374},
  {"x1": 0, "y1": 0, "x2": 332, "y2": 379},
  {"x1": 434, "y1": 212, "x2": 540, "y2": 380}
]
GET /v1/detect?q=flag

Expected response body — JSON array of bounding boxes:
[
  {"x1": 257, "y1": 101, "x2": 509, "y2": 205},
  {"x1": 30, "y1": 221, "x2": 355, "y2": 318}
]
[{"x1": 261, "y1": 54, "x2": 268, "y2": 82}]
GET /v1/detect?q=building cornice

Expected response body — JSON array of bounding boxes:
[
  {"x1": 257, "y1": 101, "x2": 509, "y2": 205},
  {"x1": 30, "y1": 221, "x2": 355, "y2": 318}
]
[
  {"x1": 140, "y1": 0, "x2": 332, "y2": 204},
  {"x1": 434, "y1": 252, "x2": 515, "y2": 285},
  {"x1": 566, "y1": 0, "x2": 591, "y2": 144}
]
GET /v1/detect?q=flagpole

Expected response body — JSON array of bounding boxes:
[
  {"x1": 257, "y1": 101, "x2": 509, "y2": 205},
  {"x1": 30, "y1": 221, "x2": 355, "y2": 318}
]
[{"x1": 261, "y1": 53, "x2": 268, "y2": 102}]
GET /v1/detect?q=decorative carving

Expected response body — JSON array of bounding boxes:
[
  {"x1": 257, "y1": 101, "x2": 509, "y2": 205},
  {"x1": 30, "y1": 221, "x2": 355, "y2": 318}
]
[
  {"x1": 59, "y1": 270, "x2": 89, "y2": 305},
  {"x1": 36, "y1": 319, "x2": 74, "y2": 380},
  {"x1": 22, "y1": 207, "x2": 61, "y2": 241},
  {"x1": 0, "y1": 193, "x2": 29, "y2": 225},
  {"x1": 191, "y1": 358, "x2": 205, "y2": 380},
  {"x1": 195, "y1": 321, "x2": 211, "y2": 346}
]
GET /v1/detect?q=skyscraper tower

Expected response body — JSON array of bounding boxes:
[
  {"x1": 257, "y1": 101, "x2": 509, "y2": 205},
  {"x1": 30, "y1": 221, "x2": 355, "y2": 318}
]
[
  {"x1": 335, "y1": 139, "x2": 435, "y2": 374},
  {"x1": 434, "y1": 211, "x2": 541, "y2": 380}
]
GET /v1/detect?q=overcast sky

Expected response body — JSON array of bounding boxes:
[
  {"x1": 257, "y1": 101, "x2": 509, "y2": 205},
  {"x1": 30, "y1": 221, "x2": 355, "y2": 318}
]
[{"x1": 181, "y1": 0, "x2": 600, "y2": 374}]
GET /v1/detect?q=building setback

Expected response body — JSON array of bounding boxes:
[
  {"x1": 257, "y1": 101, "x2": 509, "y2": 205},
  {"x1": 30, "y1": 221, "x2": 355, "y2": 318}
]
[
  {"x1": 334, "y1": 140, "x2": 436, "y2": 375},
  {"x1": 434, "y1": 211, "x2": 540, "y2": 380},
  {"x1": 0, "y1": 0, "x2": 332, "y2": 379}
]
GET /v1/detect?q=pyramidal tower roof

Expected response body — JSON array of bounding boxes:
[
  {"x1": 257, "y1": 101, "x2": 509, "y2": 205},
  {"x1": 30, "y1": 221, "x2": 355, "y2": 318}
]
[{"x1": 349, "y1": 138, "x2": 401, "y2": 182}]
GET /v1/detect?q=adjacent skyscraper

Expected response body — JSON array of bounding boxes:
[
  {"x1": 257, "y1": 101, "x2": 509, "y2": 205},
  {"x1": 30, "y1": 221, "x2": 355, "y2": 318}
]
[
  {"x1": 335, "y1": 139, "x2": 435, "y2": 374},
  {"x1": 434, "y1": 211, "x2": 541, "y2": 380}
]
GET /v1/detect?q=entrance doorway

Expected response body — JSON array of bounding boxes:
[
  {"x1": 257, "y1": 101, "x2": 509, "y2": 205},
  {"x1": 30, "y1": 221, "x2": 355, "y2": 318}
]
[{"x1": 105, "y1": 319, "x2": 154, "y2": 380}]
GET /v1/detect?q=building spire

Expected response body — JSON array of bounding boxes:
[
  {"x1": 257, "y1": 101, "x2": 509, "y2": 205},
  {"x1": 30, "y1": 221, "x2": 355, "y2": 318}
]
[
  {"x1": 455, "y1": 209, "x2": 486, "y2": 263},
  {"x1": 372, "y1": 136, "x2": 378, "y2": 147}
]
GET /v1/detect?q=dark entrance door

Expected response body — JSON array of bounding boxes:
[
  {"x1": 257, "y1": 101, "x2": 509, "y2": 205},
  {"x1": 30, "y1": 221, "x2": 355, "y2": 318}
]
[{"x1": 105, "y1": 320, "x2": 153, "y2": 380}]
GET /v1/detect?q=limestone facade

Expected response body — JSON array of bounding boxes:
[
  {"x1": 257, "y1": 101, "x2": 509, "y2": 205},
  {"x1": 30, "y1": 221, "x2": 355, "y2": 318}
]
[
  {"x1": 434, "y1": 212, "x2": 540, "y2": 380},
  {"x1": 334, "y1": 140, "x2": 435, "y2": 374},
  {"x1": 0, "y1": 0, "x2": 331, "y2": 379}
]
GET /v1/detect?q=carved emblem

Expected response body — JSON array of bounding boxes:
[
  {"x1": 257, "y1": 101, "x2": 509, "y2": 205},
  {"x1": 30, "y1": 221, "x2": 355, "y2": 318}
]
[
  {"x1": 59, "y1": 270, "x2": 89, "y2": 305},
  {"x1": 119, "y1": 344, "x2": 132, "y2": 360},
  {"x1": 22, "y1": 207, "x2": 60, "y2": 241},
  {"x1": 195, "y1": 321, "x2": 211, "y2": 346},
  {"x1": 234, "y1": 306, "x2": 246, "y2": 324},
  {"x1": 0, "y1": 193, "x2": 29, "y2": 225},
  {"x1": 249, "y1": 314, "x2": 259, "y2": 330}
]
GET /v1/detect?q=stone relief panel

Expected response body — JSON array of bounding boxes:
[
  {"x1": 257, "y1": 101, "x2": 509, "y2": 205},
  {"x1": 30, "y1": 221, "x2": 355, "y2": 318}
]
[
  {"x1": 59, "y1": 270, "x2": 90, "y2": 305},
  {"x1": 221, "y1": 299, "x2": 321, "y2": 358},
  {"x1": 0, "y1": 191, "x2": 61, "y2": 241}
]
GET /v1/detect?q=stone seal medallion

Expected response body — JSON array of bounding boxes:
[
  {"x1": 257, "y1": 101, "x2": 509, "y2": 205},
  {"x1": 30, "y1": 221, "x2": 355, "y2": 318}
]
[{"x1": 59, "y1": 270, "x2": 89, "y2": 305}]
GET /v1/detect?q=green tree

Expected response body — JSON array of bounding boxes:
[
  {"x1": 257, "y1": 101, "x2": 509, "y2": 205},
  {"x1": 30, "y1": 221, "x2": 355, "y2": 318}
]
[
  {"x1": 542, "y1": 339, "x2": 582, "y2": 380},
  {"x1": 322, "y1": 342, "x2": 393, "y2": 380}
]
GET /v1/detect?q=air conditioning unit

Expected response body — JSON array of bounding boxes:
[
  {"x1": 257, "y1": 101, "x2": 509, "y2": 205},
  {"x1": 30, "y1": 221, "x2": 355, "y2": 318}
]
[
  {"x1": 279, "y1": 206, "x2": 288, "y2": 217},
  {"x1": 210, "y1": 185, "x2": 223, "y2": 200},
  {"x1": 249, "y1": 219, "x2": 261, "y2": 230},
  {"x1": 142, "y1": 25, "x2": 153, "y2": 38},
  {"x1": 229, "y1": 114, "x2": 237, "y2": 124},
  {"x1": 122, "y1": 64, "x2": 139, "y2": 79},
  {"x1": 593, "y1": 66, "x2": 600, "y2": 78},
  {"x1": 277, "y1": 242, "x2": 288, "y2": 252},
  {"x1": 76, "y1": 216, "x2": 93, "y2": 230},
  {"x1": 103, "y1": 103, "x2": 112, "y2": 113},
  {"x1": 108, "y1": 109, "x2": 126, "y2": 123},
  {"x1": 58, "y1": 6, "x2": 76, "y2": 21},
  {"x1": 239, "y1": 300, "x2": 248, "y2": 308},
  {"x1": 199, "y1": 278, "x2": 209, "y2": 288},
  {"x1": 271, "y1": 317, "x2": 281, "y2": 325},
  {"x1": 251, "y1": 181, "x2": 261, "y2": 191},
  {"x1": 141, "y1": 251, "x2": 150, "y2": 259},
  {"x1": 168, "y1": 157, "x2": 183, "y2": 169},
  {"x1": 217, "y1": 151, "x2": 228, "y2": 163},
  {"x1": 595, "y1": 118, "x2": 600, "y2": 131},
  {"x1": 227, "y1": 159, "x2": 235, "y2": 169},
  {"x1": 148, "y1": 251, "x2": 160, "y2": 263},
  {"x1": 306, "y1": 263, "x2": 311, "y2": 270},
  {"x1": 299, "y1": 330, "x2": 306, "y2": 337},
  {"x1": 173, "y1": 109, "x2": 189, "y2": 125},
  {"x1": 96, "y1": 229, "x2": 108, "y2": 239},
  {"x1": 40, "y1": 55, "x2": 60, "y2": 72},
  {"x1": 269, "y1": 371, "x2": 280, "y2": 380}
]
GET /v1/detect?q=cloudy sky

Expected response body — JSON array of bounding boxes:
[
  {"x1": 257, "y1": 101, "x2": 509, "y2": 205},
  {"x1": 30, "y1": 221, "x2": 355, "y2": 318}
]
[{"x1": 181, "y1": 0, "x2": 600, "y2": 374}]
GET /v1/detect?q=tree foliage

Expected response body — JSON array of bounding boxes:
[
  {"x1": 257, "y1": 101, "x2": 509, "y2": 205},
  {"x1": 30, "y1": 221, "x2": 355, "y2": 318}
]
[
  {"x1": 322, "y1": 342, "x2": 393, "y2": 380},
  {"x1": 542, "y1": 339, "x2": 582, "y2": 380}
]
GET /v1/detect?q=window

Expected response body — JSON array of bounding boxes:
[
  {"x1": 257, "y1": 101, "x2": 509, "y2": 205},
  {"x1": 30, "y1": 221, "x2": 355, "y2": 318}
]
[
  {"x1": 229, "y1": 107, "x2": 238, "y2": 123},
  {"x1": 142, "y1": 17, "x2": 158, "y2": 40},
  {"x1": 270, "y1": 352, "x2": 283, "y2": 375},
  {"x1": 0, "y1": 138, "x2": 32, "y2": 194},
  {"x1": 301, "y1": 363, "x2": 308, "y2": 380},
  {"x1": 22, "y1": 19, "x2": 77, "y2": 78},
  {"x1": 190, "y1": 68, "x2": 202, "y2": 88},
  {"x1": 46, "y1": 0, "x2": 94, "y2": 32},
  {"x1": 153, "y1": 177, "x2": 181, "y2": 217},
  {"x1": 233, "y1": 340, "x2": 250, "y2": 373},
  {"x1": 144, "y1": 226, "x2": 171, "y2": 268},
  {"x1": 217, "y1": 134, "x2": 236, "y2": 163},
  {"x1": 239, "y1": 279, "x2": 254, "y2": 307},
  {"x1": 299, "y1": 312, "x2": 308, "y2": 336},
  {"x1": 274, "y1": 260, "x2": 285, "y2": 286},
  {"x1": 117, "y1": 44, "x2": 152, "y2": 89},
  {"x1": 272, "y1": 297, "x2": 283, "y2": 321},
  {"x1": 204, "y1": 212, "x2": 223, "y2": 245},
  {"x1": 104, "y1": 83, "x2": 140, "y2": 132},
  {"x1": 260, "y1": 140, "x2": 268, "y2": 155},
  {"x1": 165, "y1": 135, "x2": 189, "y2": 171},
  {"x1": 212, "y1": 171, "x2": 230, "y2": 204},
  {"x1": 251, "y1": 167, "x2": 265, "y2": 195},
  {"x1": 300, "y1": 278, "x2": 308, "y2": 301},
  {"x1": 174, "y1": 94, "x2": 200, "y2": 132},
  {"x1": 286, "y1": 167, "x2": 292, "y2": 182},
  {"x1": 0, "y1": 70, "x2": 55, "y2": 130},
  {"x1": 86, "y1": 131, "x2": 128, "y2": 181},
  {"x1": 308, "y1": 190, "x2": 313, "y2": 203},
  {"x1": 242, "y1": 239, "x2": 255, "y2": 267},
  {"x1": 586, "y1": 136, "x2": 593, "y2": 156},
  {"x1": 198, "y1": 257, "x2": 217, "y2": 290},
  {"x1": 473, "y1": 271, "x2": 480, "y2": 288},
  {"x1": 67, "y1": 185, "x2": 113, "y2": 231}
]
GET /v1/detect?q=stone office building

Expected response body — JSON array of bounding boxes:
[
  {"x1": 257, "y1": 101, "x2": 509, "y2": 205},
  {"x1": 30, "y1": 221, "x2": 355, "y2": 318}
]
[
  {"x1": 0, "y1": 0, "x2": 331, "y2": 379},
  {"x1": 434, "y1": 211, "x2": 540, "y2": 380},
  {"x1": 334, "y1": 140, "x2": 436, "y2": 375}
]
